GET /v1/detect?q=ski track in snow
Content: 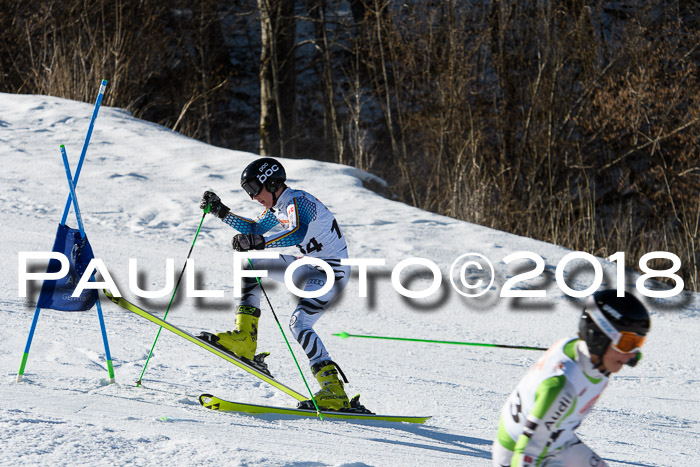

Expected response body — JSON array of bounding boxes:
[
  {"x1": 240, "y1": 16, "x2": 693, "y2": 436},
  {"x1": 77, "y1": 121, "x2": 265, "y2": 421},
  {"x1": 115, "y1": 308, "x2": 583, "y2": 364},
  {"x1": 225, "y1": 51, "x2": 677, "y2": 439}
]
[{"x1": 1, "y1": 93, "x2": 699, "y2": 466}]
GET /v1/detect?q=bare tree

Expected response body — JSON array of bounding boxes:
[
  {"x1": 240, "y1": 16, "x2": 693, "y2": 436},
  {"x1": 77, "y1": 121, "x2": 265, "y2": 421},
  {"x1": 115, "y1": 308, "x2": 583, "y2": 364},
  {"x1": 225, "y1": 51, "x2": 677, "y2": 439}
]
[{"x1": 258, "y1": 0, "x2": 297, "y2": 157}]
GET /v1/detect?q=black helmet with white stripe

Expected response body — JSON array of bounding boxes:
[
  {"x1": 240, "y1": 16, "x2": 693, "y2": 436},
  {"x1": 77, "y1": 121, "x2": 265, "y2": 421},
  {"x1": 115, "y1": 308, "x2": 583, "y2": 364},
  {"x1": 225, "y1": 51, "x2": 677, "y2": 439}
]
[
  {"x1": 240, "y1": 158, "x2": 287, "y2": 199},
  {"x1": 579, "y1": 289, "x2": 650, "y2": 366}
]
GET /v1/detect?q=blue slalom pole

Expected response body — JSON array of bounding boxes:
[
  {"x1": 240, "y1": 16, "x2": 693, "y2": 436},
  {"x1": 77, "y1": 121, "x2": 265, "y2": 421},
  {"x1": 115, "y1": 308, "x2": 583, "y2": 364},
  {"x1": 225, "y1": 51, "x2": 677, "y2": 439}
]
[
  {"x1": 61, "y1": 146, "x2": 115, "y2": 383},
  {"x1": 60, "y1": 79, "x2": 107, "y2": 225},
  {"x1": 17, "y1": 80, "x2": 109, "y2": 383},
  {"x1": 17, "y1": 307, "x2": 41, "y2": 382},
  {"x1": 60, "y1": 146, "x2": 86, "y2": 236}
]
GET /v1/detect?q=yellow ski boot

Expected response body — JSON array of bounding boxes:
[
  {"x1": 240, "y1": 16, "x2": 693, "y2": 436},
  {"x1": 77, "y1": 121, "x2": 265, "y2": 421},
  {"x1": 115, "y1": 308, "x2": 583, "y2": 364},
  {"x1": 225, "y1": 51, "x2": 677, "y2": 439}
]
[
  {"x1": 305, "y1": 360, "x2": 350, "y2": 411},
  {"x1": 212, "y1": 305, "x2": 260, "y2": 360}
]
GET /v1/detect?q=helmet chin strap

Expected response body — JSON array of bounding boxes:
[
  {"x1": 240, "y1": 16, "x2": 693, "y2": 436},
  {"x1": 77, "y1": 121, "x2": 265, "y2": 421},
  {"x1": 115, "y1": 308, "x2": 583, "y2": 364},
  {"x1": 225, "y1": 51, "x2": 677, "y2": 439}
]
[
  {"x1": 581, "y1": 340, "x2": 610, "y2": 375},
  {"x1": 590, "y1": 355, "x2": 610, "y2": 375},
  {"x1": 270, "y1": 184, "x2": 286, "y2": 207},
  {"x1": 593, "y1": 359, "x2": 609, "y2": 374}
]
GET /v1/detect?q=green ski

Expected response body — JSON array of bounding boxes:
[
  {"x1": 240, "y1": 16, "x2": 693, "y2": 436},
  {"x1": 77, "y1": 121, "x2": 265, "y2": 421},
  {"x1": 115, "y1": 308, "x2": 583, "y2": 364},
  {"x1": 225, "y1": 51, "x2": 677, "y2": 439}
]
[
  {"x1": 102, "y1": 290, "x2": 308, "y2": 401},
  {"x1": 199, "y1": 394, "x2": 432, "y2": 424}
]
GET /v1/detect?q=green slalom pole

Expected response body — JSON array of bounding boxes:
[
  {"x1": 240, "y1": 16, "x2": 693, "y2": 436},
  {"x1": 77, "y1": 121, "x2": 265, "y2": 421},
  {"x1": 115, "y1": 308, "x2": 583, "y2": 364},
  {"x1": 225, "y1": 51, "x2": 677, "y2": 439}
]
[
  {"x1": 136, "y1": 205, "x2": 210, "y2": 386},
  {"x1": 334, "y1": 332, "x2": 547, "y2": 351},
  {"x1": 246, "y1": 258, "x2": 324, "y2": 421}
]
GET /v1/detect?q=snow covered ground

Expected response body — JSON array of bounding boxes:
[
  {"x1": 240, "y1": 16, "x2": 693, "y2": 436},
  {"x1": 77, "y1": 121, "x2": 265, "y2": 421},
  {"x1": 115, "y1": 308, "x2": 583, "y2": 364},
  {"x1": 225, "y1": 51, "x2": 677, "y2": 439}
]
[{"x1": 1, "y1": 92, "x2": 698, "y2": 466}]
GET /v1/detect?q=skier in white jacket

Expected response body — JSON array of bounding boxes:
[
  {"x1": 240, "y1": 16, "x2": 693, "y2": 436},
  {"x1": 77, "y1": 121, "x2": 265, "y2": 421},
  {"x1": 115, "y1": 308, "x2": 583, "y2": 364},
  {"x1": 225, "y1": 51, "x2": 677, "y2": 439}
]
[
  {"x1": 198, "y1": 157, "x2": 352, "y2": 411},
  {"x1": 492, "y1": 289, "x2": 651, "y2": 466}
]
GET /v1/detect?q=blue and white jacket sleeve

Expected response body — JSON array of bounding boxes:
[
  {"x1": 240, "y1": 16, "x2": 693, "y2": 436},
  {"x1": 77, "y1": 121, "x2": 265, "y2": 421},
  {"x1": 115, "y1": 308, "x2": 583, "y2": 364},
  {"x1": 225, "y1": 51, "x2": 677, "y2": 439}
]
[{"x1": 221, "y1": 210, "x2": 278, "y2": 235}]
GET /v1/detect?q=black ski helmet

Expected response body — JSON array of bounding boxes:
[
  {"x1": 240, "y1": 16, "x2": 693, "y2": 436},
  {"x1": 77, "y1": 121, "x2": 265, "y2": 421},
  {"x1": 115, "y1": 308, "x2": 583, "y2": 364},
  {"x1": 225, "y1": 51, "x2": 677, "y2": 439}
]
[
  {"x1": 579, "y1": 289, "x2": 650, "y2": 364},
  {"x1": 240, "y1": 158, "x2": 286, "y2": 199}
]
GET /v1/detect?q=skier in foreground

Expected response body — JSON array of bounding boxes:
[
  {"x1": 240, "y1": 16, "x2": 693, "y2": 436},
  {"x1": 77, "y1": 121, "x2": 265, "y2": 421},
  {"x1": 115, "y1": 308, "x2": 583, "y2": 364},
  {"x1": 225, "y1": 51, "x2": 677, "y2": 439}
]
[
  {"x1": 492, "y1": 289, "x2": 651, "y2": 466},
  {"x1": 198, "y1": 157, "x2": 353, "y2": 411}
]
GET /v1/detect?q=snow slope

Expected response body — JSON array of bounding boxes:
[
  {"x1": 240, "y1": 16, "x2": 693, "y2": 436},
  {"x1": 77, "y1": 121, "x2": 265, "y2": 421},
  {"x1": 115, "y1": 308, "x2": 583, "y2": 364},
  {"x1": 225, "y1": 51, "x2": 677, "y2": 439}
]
[{"x1": 1, "y1": 93, "x2": 698, "y2": 466}]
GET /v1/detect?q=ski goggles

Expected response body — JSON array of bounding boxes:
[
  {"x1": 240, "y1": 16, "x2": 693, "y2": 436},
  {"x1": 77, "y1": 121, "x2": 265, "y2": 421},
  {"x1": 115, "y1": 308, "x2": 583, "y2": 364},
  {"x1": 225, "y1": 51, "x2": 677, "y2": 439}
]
[
  {"x1": 612, "y1": 332, "x2": 646, "y2": 354},
  {"x1": 587, "y1": 307, "x2": 646, "y2": 353},
  {"x1": 242, "y1": 179, "x2": 263, "y2": 198}
]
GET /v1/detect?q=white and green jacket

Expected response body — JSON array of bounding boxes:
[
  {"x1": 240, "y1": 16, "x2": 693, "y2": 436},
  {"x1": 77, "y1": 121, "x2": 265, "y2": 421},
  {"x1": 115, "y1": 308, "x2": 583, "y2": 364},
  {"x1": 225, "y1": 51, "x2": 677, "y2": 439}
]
[{"x1": 497, "y1": 338, "x2": 609, "y2": 466}]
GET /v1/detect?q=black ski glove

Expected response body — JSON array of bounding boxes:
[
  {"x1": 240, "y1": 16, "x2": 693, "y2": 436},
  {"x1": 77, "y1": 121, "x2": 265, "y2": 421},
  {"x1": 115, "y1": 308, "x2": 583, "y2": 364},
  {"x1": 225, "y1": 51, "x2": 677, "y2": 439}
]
[
  {"x1": 200, "y1": 191, "x2": 229, "y2": 219},
  {"x1": 232, "y1": 233, "x2": 266, "y2": 252}
]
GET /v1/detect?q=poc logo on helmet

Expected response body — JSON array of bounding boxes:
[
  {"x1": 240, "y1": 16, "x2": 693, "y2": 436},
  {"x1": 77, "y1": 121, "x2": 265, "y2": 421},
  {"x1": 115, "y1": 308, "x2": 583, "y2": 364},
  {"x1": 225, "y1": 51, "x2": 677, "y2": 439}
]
[{"x1": 257, "y1": 164, "x2": 280, "y2": 184}]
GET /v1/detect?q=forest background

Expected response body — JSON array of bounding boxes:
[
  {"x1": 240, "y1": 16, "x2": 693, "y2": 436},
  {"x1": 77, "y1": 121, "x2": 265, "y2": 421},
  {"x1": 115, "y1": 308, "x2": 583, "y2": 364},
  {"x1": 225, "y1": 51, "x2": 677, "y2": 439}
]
[{"x1": 1, "y1": 0, "x2": 698, "y2": 291}]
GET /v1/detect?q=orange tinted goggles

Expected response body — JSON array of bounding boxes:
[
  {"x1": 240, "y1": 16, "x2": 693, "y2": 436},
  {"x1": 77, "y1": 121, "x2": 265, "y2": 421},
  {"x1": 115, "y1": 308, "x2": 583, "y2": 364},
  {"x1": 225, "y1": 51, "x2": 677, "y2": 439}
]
[{"x1": 612, "y1": 332, "x2": 646, "y2": 354}]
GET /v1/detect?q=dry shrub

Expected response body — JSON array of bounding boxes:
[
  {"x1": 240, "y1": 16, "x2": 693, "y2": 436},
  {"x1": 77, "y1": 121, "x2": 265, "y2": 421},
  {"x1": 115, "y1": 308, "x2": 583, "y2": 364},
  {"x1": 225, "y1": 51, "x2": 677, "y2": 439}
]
[
  {"x1": 0, "y1": 0, "x2": 233, "y2": 146},
  {"x1": 352, "y1": 1, "x2": 699, "y2": 291}
]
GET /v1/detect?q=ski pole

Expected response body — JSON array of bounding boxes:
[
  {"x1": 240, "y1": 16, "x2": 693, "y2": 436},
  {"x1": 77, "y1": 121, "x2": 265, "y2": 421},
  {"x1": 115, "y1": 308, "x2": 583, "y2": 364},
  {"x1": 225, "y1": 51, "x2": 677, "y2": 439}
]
[
  {"x1": 136, "y1": 205, "x2": 210, "y2": 386},
  {"x1": 334, "y1": 331, "x2": 547, "y2": 351},
  {"x1": 60, "y1": 146, "x2": 115, "y2": 383},
  {"x1": 60, "y1": 79, "x2": 108, "y2": 225},
  {"x1": 246, "y1": 258, "x2": 325, "y2": 421}
]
